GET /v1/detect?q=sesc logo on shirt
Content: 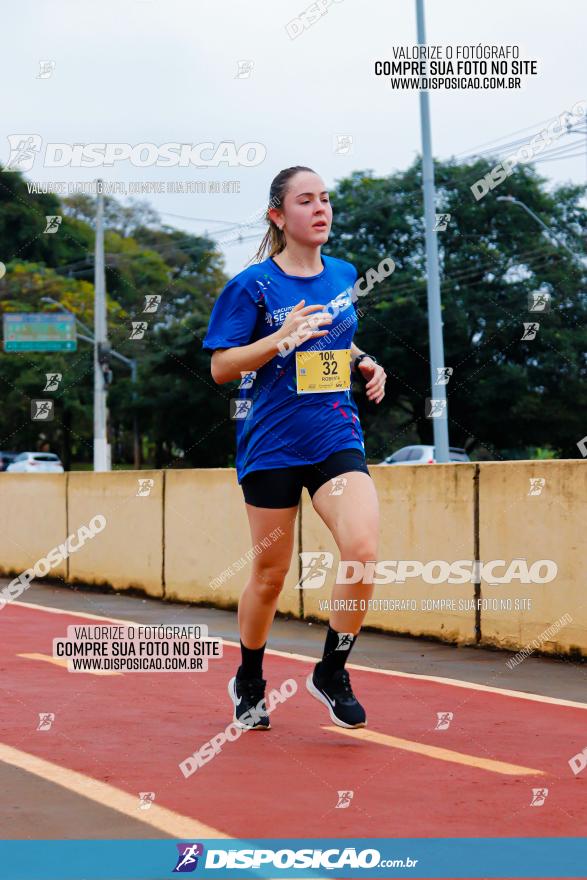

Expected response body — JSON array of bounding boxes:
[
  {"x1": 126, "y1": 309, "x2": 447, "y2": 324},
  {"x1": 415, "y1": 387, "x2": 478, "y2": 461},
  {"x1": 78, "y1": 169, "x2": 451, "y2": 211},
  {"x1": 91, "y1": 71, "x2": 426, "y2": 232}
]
[
  {"x1": 270, "y1": 292, "x2": 350, "y2": 329},
  {"x1": 271, "y1": 304, "x2": 295, "y2": 326}
]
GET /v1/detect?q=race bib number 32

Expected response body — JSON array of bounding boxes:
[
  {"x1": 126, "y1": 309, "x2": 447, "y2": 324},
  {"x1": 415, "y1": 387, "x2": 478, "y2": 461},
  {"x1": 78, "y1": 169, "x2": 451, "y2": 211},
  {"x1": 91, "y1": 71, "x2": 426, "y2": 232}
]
[{"x1": 296, "y1": 349, "x2": 351, "y2": 394}]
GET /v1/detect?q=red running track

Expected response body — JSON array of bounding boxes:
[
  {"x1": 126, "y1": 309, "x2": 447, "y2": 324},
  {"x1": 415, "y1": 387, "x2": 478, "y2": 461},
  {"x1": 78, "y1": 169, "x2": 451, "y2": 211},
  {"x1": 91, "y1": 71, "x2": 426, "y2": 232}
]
[{"x1": 1, "y1": 601, "x2": 586, "y2": 877}]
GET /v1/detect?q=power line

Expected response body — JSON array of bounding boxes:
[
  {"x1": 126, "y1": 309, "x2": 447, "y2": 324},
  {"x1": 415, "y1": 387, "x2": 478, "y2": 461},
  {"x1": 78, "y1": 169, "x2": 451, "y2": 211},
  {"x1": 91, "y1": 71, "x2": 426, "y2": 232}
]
[
  {"x1": 368, "y1": 246, "x2": 581, "y2": 304},
  {"x1": 159, "y1": 211, "x2": 248, "y2": 226},
  {"x1": 534, "y1": 149, "x2": 587, "y2": 165},
  {"x1": 454, "y1": 114, "x2": 585, "y2": 159},
  {"x1": 457, "y1": 126, "x2": 586, "y2": 167}
]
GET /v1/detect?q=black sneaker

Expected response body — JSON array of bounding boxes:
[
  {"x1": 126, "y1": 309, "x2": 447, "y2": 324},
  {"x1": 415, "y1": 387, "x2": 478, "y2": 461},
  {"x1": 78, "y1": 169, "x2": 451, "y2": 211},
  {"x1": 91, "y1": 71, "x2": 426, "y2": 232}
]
[
  {"x1": 306, "y1": 666, "x2": 366, "y2": 728},
  {"x1": 228, "y1": 675, "x2": 271, "y2": 730}
]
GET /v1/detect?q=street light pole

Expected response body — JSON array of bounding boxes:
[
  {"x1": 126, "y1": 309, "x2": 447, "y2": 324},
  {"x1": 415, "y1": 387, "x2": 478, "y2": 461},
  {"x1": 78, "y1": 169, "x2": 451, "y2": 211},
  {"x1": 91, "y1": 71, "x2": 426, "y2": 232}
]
[
  {"x1": 41, "y1": 295, "x2": 140, "y2": 469},
  {"x1": 130, "y1": 358, "x2": 140, "y2": 468},
  {"x1": 93, "y1": 180, "x2": 110, "y2": 472},
  {"x1": 496, "y1": 196, "x2": 583, "y2": 262},
  {"x1": 415, "y1": 0, "x2": 450, "y2": 462}
]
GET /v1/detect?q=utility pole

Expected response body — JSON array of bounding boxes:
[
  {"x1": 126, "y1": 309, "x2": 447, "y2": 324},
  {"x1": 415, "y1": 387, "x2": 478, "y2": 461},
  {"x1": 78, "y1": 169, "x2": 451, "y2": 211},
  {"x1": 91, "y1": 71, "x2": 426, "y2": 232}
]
[
  {"x1": 41, "y1": 295, "x2": 139, "y2": 469},
  {"x1": 131, "y1": 359, "x2": 140, "y2": 468},
  {"x1": 93, "y1": 180, "x2": 111, "y2": 471},
  {"x1": 415, "y1": 0, "x2": 450, "y2": 462}
]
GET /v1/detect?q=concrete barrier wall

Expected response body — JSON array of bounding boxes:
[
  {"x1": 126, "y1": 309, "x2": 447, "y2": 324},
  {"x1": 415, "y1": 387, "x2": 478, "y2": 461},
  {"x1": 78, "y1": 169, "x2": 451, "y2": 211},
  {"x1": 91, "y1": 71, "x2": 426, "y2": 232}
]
[
  {"x1": 300, "y1": 464, "x2": 477, "y2": 645},
  {"x1": 164, "y1": 468, "x2": 300, "y2": 617},
  {"x1": 0, "y1": 474, "x2": 68, "y2": 581},
  {"x1": 67, "y1": 471, "x2": 164, "y2": 597},
  {"x1": 478, "y1": 461, "x2": 587, "y2": 657},
  {"x1": 0, "y1": 461, "x2": 585, "y2": 657}
]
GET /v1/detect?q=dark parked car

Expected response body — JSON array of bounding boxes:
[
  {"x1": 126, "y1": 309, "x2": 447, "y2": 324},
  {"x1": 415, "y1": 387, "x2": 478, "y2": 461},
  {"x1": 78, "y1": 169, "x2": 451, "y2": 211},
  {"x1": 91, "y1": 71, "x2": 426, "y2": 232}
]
[{"x1": 0, "y1": 451, "x2": 18, "y2": 472}]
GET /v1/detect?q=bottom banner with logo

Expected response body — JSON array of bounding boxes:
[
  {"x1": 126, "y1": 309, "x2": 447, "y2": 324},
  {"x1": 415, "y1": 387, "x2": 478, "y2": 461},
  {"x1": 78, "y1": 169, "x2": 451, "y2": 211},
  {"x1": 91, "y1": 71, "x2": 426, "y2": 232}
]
[{"x1": 0, "y1": 837, "x2": 586, "y2": 878}]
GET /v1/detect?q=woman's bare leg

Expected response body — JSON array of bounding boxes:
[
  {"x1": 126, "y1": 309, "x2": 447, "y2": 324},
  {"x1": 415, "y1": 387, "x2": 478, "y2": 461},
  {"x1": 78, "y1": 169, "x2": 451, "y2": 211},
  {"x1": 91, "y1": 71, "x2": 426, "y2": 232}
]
[
  {"x1": 311, "y1": 471, "x2": 380, "y2": 634},
  {"x1": 238, "y1": 503, "x2": 298, "y2": 648}
]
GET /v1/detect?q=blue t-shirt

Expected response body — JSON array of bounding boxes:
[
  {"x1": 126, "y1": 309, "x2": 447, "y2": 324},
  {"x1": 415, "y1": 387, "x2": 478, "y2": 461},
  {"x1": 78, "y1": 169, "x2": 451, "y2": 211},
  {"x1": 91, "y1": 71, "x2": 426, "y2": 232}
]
[{"x1": 202, "y1": 253, "x2": 365, "y2": 482}]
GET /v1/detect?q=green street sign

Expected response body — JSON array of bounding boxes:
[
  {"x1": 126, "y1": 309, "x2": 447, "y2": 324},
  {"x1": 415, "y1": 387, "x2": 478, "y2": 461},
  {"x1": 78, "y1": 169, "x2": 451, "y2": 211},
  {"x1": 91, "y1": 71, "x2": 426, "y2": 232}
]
[{"x1": 3, "y1": 313, "x2": 77, "y2": 352}]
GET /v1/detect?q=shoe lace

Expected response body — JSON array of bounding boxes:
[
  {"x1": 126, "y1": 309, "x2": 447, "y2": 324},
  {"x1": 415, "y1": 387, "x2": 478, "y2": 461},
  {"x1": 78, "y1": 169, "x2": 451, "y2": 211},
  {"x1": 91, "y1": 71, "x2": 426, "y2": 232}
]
[
  {"x1": 332, "y1": 669, "x2": 355, "y2": 701},
  {"x1": 241, "y1": 677, "x2": 266, "y2": 706}
]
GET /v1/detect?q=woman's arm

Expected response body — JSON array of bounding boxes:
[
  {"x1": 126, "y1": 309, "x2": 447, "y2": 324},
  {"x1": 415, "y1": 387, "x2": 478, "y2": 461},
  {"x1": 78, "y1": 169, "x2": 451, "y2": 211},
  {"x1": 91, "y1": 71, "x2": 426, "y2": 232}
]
[
  {"x1": 350, "y1": 342, "x2": 365, "y2": 371},
  {"x1": 211, "y1": 333, "x2": 284, "y2": 384},
  {"x1": 350, "y1": 342, "x2": 386, "y2": 402},
  {"x1": 211, "y1": 300, "x2": 333, "y2": 384}
]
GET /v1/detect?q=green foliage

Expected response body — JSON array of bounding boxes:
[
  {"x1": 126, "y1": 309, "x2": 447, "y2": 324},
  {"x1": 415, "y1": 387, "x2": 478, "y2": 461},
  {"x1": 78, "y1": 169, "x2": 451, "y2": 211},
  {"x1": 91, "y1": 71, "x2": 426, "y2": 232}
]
[
  {"x1": 0, "y1": 159, "x2": 585, "y2": 467},
  {"x1": 530, "y1": 446, "x2": 559, "y2": 460},
  {"x1": 325, "y1": 160, "x2": 587, "y2": 460}
]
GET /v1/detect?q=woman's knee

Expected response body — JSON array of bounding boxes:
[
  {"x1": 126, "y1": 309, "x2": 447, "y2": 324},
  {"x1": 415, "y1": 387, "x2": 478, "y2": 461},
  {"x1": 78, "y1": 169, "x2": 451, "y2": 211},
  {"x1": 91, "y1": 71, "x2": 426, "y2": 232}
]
[
  {"x1": 340, "y1": 535, "x2": 378, "y2": 565},
  {"x1": 249, "y1": 561, "x2": 291, "y2": 601}
]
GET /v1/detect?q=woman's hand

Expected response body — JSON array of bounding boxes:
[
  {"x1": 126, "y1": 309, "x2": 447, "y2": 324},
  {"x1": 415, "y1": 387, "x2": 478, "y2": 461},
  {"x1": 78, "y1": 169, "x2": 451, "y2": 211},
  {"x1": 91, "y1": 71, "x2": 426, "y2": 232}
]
[
  {"x1": 274, "y1": 299, "x2": 333, "y2": 353},
  {"x1": 357, "y1": 357, "x2": 386, "y2": 403}
]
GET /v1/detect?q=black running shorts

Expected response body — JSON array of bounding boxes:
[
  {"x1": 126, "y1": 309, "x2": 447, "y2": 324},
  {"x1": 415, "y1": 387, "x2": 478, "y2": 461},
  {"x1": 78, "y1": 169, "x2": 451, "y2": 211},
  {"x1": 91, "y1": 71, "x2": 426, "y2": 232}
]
[{"x1": 240, "y1": 447, "x2": 371, "y2": 508}]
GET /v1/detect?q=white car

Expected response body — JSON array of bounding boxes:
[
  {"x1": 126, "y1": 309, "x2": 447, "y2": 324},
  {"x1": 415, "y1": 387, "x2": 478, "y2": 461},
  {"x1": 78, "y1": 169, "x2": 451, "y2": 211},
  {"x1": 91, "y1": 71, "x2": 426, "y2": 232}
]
[
  {"x1": 6, "y1": 452, "x2": 64, "y2": 473},
  {"x1": 380, "y1": 445, "x2": 470, "y2": 465}
]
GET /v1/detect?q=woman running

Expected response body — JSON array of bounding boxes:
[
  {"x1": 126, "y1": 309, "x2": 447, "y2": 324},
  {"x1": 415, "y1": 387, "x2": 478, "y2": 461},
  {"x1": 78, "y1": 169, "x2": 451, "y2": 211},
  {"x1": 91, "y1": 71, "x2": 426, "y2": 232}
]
[{"x1": 202, "y1": 165, "x2": 387, "y2": 730}]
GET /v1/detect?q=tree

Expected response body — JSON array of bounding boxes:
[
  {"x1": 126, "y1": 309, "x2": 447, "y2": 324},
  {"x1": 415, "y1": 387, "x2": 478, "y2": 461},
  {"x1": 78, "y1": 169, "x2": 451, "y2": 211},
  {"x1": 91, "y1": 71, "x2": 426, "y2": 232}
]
[
  {"x1": 324, "y1": 161, "x2": 587, "y2": 459},
  {"x1": 1, "y1": 161, "x2": 585, "y2": 468},
  {"x1": 0, "y1": 263, "x2": 114, "y2": 466}
]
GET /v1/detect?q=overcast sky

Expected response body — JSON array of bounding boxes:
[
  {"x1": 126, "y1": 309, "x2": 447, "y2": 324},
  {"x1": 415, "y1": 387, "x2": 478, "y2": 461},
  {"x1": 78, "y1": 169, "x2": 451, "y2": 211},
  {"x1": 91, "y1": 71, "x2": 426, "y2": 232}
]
[{"x1": 3, "y1": 0, "x2": 586, "y2": 276}]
